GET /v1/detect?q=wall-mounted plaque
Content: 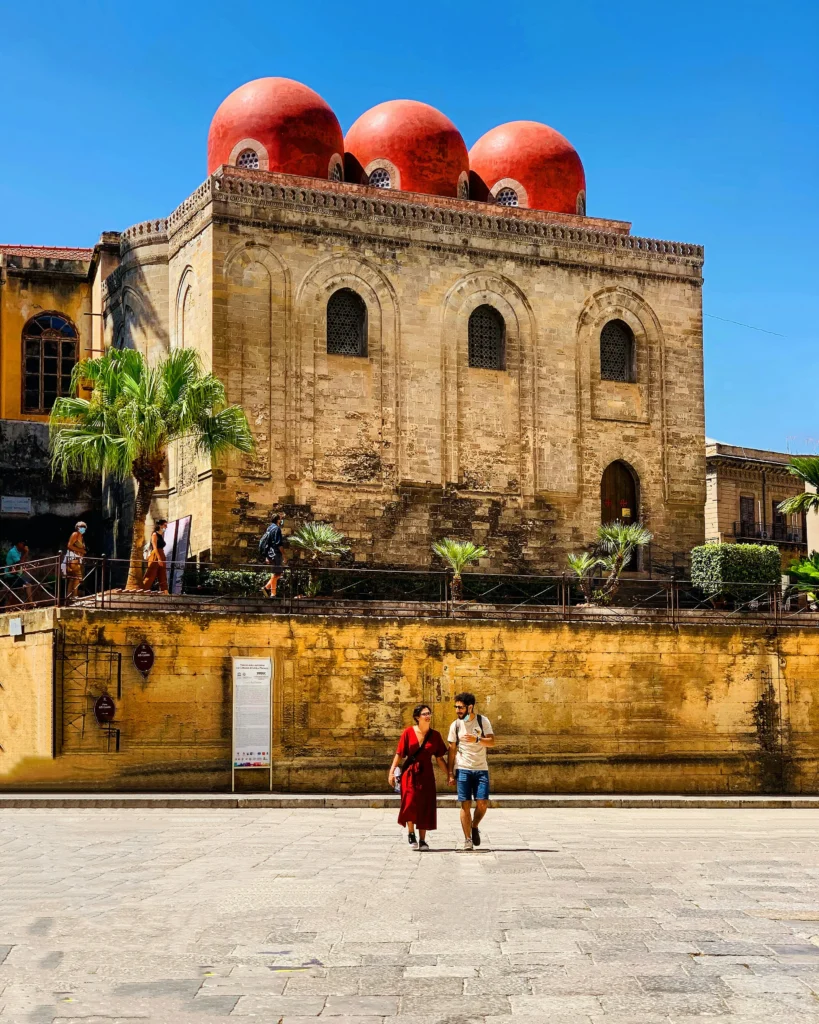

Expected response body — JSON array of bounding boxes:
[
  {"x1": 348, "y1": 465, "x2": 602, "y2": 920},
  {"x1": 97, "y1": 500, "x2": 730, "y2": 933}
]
[
  {"x1": 133, "y1": 641, "x2": 155, "y2": 677},
  {"x1": 94, "y1": 694, "x2": 116, "y2": 724},
  {"x1": 1, "y1": 496, "x2": 32, "y2": 516}
]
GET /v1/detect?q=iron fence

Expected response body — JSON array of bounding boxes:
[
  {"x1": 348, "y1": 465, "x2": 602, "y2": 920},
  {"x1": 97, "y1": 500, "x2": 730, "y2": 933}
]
[{"x1": 3, "y1": 554, "x2": 817, "y2": 628}]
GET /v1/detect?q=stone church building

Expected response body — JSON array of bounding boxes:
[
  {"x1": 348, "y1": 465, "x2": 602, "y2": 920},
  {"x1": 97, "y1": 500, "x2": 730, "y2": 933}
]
[{"x1": 2, "y1": 77, "x2": 706, "y2": 570}]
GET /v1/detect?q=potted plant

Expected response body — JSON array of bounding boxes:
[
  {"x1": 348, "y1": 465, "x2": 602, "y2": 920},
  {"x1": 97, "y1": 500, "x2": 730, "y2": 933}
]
[{"x1": 431, "y1": 538, "x2": 488, "y2": 601}]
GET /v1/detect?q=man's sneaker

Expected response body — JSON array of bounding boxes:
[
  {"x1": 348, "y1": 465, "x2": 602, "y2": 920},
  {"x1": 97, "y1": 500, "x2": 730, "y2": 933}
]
[
  {"x1": 471, "y1": 826, "x2": 481, "y2": 847},
  {"x1": 418, "y1": 840, "x2": 430, "y2": 852},
  {"x1": 461, "y1": 838, "x2": 473, "y2": 851},
  {"x1": 408, "y1": 832, "x2": 418, "y2": 849}
]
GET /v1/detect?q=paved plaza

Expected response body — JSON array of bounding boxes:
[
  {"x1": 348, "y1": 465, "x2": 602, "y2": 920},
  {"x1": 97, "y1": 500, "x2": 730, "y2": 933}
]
[{"x1": 1, "y1": 808, "x2": 819, "y2": 1022}]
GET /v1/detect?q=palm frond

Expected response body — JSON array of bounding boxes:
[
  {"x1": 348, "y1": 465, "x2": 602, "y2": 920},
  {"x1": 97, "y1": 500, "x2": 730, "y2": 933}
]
[
  {"x1": 194, "y1": 406, "x2": 255, "y2": 459},
  {"x1": 431, "y1": 538, "x2": 488, "y2": 576},
  {"x1": 567, "y1": 552, "x2": 599, "y2": 578},
  {"x1": 289, "y1": 522, "x2": 350, "y2": 559}
]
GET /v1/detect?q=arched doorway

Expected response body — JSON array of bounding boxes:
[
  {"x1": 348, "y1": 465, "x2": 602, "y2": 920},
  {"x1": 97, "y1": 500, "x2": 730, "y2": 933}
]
[
  {"x1": 601, "y1": 460, "x2": 638, "y2": 525},
  {"x1": 601, "y1": 460, "x2": 640, "y2": 570}
]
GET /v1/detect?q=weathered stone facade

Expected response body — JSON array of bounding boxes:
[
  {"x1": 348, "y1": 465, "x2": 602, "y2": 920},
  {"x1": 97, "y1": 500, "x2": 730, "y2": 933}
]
[
  {"x1": 102, "y1": 168, "x2": 706, "y2": 571},
  {"x1": 2, "y1": 605, "x2": 816, "y2": 794}
]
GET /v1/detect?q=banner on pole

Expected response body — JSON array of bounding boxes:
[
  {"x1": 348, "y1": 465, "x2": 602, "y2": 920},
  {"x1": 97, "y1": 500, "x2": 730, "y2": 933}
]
[{"x1": 232, "y1": 657, "x2": 272, "y2": 769}]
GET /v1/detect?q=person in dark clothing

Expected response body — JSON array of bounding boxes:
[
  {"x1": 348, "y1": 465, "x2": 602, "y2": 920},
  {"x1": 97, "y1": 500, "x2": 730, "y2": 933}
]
[{"x1": 261, "y1": 514, "x2": 286, "y2": 598}]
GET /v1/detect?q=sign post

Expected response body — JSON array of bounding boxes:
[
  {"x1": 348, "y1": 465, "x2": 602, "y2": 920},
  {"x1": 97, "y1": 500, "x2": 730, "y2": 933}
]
[{"x1": 231, "y1": 657, "x2": 273, "y2": 792}]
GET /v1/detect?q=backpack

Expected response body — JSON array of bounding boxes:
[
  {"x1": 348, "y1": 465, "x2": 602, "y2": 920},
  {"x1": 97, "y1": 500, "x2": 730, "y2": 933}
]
[
  {"x1": 258, "y1": 524, "x2": 276, "y2": 560},
  {"x1": 455, "y1": 715, "x2": 485, "y2": 746}
]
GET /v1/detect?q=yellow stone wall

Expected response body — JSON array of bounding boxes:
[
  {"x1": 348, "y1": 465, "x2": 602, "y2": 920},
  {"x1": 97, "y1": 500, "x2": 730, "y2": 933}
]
[
  {"x1": 0, "y1": 609, "x2": 54, "y2": 774},
  {"x1": 3, "y1": 606, "x2": 818, "y2": 795},
  {"x1": 0, "y1": 256, "x2": 91, "y2": 422}
]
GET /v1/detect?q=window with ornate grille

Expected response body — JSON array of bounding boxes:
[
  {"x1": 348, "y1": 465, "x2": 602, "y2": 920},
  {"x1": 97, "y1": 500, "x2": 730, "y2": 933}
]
[
  {"x1": 599, "y1": 319, "x2": 634, "y2": 382},
  {"x1": 327, "y1": 289, "x2": 367, "y2": 356},
  {"x1": 330, "y1": 162, "x2": 343, "y2": 181},
  {"x1": 495, "y1": 187, "x2": 518, "y2": 207},
  {"x1": 468, "y1": 305, "x2": 505, "y2": 370},
  {"x1": 22, "y1": 313, "x2": 78, "y2": 413},
  {"x1": 236, "y1": 148, "x2": 259, "y2": 169},
  {"x1": 368, "y1": 167, "x2": 391, "y2": 189},
  {"x1": 458, "y1": 178, "x2": 469, "y2": 200}
]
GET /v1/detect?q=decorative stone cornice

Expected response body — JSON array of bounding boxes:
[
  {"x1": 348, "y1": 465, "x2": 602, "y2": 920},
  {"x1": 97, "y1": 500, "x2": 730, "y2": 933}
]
[
  {"x1": 119, "y1": 219, "x2": 168, "y2": 255},
  {"x1": 166, "y1": 169, "x2": 704, "y2": 272}
]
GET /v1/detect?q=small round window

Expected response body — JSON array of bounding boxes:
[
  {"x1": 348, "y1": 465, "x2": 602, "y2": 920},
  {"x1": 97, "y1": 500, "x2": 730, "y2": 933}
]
[
  {"x1": 368, "y1": 167, "x2": 391, "y2": 189},
  {"x1": 495, "y1": 187, "x2": 518, "y2": 207},
  {"x1": 236, "y1": 149, "x2": 259, "y2": 169}
]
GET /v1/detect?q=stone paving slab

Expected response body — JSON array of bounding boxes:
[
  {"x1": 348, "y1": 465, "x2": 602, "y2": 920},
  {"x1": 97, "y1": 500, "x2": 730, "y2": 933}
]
[
  {"x1": 1, "y1": 808, "x2": 819, "y2": 1022},
  {"x1": 4, "y1": 793, "x2": 819, "y2": 808}
]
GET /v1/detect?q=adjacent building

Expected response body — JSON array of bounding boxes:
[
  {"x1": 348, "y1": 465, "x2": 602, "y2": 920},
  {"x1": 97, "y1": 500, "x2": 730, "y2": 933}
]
[{"x1": 705, "y1": 440, "x2": 808, "y2": 564}]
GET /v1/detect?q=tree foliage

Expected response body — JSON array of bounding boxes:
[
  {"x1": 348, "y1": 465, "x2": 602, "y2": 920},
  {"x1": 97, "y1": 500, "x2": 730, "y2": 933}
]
[
  {"x1": 49, "y1": 348, "x2": 254, "y2": 589},
  {"x1": 690, "y1": 543, "x2": 781, "y2": 601},
  {"x1": 778, "y1": 457, "x2": 819, "y2": 516}
]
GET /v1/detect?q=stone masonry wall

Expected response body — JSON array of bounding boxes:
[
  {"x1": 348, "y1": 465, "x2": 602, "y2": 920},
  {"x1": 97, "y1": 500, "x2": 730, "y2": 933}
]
[
  {"x1": 2, "y1": 607, "x2": 817, "y2": 795},
  {"x1": 165, "y1": 170, "x2": 705, "y2": 570}
]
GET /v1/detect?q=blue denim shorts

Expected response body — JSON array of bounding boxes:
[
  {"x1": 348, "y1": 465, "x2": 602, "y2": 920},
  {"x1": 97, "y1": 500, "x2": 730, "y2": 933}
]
[{"x1": 456, "y1": 769, "x2": 490, "y2": 802}]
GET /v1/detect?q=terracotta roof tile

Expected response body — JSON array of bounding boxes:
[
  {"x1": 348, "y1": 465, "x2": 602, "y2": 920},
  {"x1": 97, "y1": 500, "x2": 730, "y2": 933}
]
[{"x1": 0, "y1": 244, "x2": 94, "y2": 260}]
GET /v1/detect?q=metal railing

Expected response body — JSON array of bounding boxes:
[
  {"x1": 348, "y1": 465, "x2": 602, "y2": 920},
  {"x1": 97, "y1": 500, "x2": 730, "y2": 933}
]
[
  {"x1": 733, "y1": 521, "x2": 804, "y2": 544},
  {"x1": 2, "y1": 554, "x2": 815, "y2": 629}
]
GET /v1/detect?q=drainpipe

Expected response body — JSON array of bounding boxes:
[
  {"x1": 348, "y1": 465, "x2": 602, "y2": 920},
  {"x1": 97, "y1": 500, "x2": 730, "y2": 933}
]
[{"x1": 762, "y1": 471, "x2": 767, "y2": 534}]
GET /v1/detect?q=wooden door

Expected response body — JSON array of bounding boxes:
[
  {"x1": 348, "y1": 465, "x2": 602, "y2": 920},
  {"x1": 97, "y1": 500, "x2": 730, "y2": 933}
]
[{"x1": 601, "y1": 461, "x2": 638, "y2": 525}]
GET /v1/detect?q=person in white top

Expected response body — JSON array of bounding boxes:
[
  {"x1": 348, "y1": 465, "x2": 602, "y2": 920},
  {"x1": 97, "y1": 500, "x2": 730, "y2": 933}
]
[{"x1": 447, "y1": 692, "x2": 495, "y2": 850}]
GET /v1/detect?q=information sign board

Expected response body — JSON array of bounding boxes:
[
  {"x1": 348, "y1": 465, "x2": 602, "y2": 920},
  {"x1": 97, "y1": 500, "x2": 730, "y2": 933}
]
[
  {"x1": 232, "y1": 657, "x2": 273, "y2": 790},
  {"x1": 94, "y1": 694, "x2": 116, "y2": 724}
]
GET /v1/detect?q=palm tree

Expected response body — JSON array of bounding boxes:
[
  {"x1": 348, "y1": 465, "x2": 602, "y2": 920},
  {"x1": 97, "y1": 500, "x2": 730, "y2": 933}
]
[
  {"x1": 49, "y1": 348, "x2": 254, "y2": 590},
  {"x1": 597, "y1": 521, "x2": 653, "y2": 597},
  {"x1": 567, "y1": 551, "x2": 600, "y2": 604},
  {"x1": 288, "y1": 522, "x2": 350, "y2": 596},
  {"x1": 778, "y1": 457, "x2": 819, "y2": 516},
  {"x1": 431, "y1": 538, "x2": 488, "y2": 601}
]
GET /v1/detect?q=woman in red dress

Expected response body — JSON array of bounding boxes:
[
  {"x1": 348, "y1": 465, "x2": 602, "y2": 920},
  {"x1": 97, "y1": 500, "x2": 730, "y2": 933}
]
[{"x1": 388, "y1": 704, "x2": 449, "y2": 851}]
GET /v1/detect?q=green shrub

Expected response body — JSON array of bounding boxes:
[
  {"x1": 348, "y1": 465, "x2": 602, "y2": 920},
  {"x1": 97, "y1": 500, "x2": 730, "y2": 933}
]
[
  {"x1": 184, "y1": 567, "x2": 269, "y2": 596},
  {"x1": 690, "y1": 544, "x2": 781, "y2": 600}
]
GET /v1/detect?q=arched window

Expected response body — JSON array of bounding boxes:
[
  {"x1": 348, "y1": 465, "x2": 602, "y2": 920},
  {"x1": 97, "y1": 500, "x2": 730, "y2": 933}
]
[
  {"x1": 330, "y1": 162, "x2": 343, "y2": 182},
  {"x1": 458, "y1": 179, "x2": 469, "y2": 200},
  {"x1": 236, "y1": 148, "x2": 259, "y2": 169},
  {"x1": 368, "y1": 167, "x2": 390, "y2": 189},
  {"x1": 468, "y1": 305, "x2": 505, "y2": 370},
  {"x1": 495, "y1": 187, "x2": 518, "y2": 207},
  {"x1": 600, "y1": 319, "x2": 635, "y2": 382},
  {"x1": 327, "y1": 289, "x2": 367, "y2": 357},
  {"x1": 22, "y1": 312, "x2": 78, "y2": 413}
]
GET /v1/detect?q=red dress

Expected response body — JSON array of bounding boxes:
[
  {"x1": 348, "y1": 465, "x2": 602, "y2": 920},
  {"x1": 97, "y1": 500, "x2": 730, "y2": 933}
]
[{"x1": 396, "y1": 727, "x2": 448, "y2": 831}]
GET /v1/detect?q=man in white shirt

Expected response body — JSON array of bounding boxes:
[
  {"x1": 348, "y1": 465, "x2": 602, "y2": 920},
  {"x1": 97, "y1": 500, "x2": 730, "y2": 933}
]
[{"x1": 447, "y1": 691, "x2": 495, "y2": 850}]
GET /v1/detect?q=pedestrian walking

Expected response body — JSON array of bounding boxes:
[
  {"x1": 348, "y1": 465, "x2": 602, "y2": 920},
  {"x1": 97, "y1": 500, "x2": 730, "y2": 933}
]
[
  {"x1": 3, "y1": 539, "x2": 33, "y2": 608},
  {"x1": 447, "y1": 691, "x2": 495, "y2": 850},
  {"x1": 259, "y1": 514, "x2": 286, "y2": 598},
  {"x1": 389, "y1": 704, "x2": 449, "y2": 851},
  {"x1": 142, "y1": 519, "x2": 169, "y2": 594},
  {"x1": 63, "y1": 522, "x2": 87, "y2": 602}
]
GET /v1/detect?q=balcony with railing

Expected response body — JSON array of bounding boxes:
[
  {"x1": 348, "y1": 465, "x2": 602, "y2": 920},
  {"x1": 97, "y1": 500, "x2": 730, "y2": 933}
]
[{"x1": 733, "y1": 521, "x2": 805, "y2": 545}]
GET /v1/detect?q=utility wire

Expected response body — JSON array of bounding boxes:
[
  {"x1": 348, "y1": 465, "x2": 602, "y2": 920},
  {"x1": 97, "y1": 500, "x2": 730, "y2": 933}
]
[{"x1": 704, "y1": 313, "x2": 785, "y2": 337}]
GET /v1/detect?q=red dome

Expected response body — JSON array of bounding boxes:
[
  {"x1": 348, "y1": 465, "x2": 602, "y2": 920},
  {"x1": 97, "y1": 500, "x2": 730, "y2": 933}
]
[
  {"x1": 344, "y1": 100, "x2": 469, "y2": 199},
  {"x1": 469, "y1": 121, "x2": 586, "y2": 215},
  {"x1": 207, "y1": 77, "x2": 344, "y2": 179}
]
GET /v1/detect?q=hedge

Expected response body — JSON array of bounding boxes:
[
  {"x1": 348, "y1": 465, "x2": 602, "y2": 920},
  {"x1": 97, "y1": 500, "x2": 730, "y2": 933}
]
[{"x1": 690, "y1": 543, "x2": 781, "y2": 600}]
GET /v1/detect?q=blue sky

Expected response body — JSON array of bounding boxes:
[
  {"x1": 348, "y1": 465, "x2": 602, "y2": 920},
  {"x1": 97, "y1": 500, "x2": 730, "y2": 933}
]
[{"x1": 2, "y1": 0, "x2": 816, "y2": 451}]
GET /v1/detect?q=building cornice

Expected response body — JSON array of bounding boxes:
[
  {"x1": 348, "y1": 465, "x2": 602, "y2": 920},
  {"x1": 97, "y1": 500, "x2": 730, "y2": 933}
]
[{"x1": 165, "y1": 168, "x2": 704, "y2": 278}]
